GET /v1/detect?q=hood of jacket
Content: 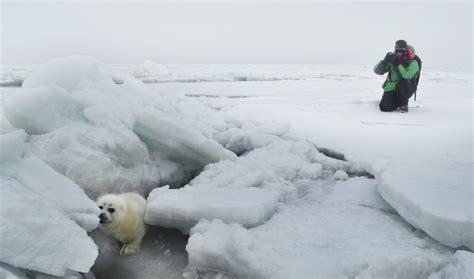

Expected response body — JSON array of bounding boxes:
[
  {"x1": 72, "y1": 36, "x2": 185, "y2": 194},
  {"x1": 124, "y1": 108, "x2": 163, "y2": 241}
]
[{"x1": 407, "y1": 44, "x2": 416, "y2": 59}]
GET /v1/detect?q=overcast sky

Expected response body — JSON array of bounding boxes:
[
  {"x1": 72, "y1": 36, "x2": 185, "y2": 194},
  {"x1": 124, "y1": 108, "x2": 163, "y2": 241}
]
[{"x1": 1, "y1": 1, "x2": 472, "y2": 69}]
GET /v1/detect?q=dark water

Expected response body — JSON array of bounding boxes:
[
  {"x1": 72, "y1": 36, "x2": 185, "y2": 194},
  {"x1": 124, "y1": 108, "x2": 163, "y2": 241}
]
[{"x1": 91, "y1": 226, "x2": 189, "y2": 279}]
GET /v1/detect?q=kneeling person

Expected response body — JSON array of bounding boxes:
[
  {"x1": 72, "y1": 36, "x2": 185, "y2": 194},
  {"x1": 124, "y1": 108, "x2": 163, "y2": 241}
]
[{"x1": 374, "y1": 39, "x2": 420, "y2": 113}]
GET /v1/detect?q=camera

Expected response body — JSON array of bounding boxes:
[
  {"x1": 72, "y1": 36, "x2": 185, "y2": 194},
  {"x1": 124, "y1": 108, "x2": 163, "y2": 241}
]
[{"x1": 386, "y1": 52, "x2": 400, "y2": 64}]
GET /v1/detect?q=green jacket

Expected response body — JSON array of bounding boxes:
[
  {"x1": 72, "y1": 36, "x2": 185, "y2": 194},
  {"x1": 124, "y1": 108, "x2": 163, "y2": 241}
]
[{"x1": 373, "y1": 45, "x2": 420, "y2": 92}]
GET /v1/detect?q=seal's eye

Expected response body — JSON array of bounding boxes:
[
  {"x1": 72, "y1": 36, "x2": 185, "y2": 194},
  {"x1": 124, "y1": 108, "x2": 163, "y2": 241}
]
[
  {"x1": 108, "y1": 208, "x2": 115, "y2": 213},
  {"x1": 98, "y1": 206, "x2": 103, "y2": 210}
]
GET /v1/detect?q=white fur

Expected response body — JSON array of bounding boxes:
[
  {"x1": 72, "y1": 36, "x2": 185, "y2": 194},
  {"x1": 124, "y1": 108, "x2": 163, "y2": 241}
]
[{"x1": 96, "y1": 193, "x2": 146, "y2": 256}]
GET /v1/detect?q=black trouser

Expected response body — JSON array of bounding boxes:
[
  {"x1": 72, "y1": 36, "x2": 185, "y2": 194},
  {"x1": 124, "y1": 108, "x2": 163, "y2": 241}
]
[{"x1": 379, "y1": 80, "x2": 414, "y2": 112}]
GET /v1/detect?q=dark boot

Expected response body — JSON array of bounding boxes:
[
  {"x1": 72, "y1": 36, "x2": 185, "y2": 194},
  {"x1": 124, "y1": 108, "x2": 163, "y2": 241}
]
[{"x1": 399, "y1": 105, "x2": 408, "y2": 113}]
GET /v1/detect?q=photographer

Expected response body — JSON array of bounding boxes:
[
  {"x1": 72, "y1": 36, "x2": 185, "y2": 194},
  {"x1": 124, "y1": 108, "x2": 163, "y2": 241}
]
[{"x1": 374, "y1": 40, "x2": 420, "y2": 113}]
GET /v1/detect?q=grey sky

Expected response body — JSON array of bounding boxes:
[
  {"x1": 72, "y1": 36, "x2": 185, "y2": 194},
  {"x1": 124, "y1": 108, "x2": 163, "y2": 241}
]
[{"x1": 1, "y1": 1, "x2": 472, "y2": 69}]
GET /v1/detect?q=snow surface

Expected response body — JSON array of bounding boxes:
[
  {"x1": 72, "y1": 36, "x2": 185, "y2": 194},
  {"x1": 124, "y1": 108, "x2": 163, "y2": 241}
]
[
  {"x1": 185, "y1": 177, "x2": 457, "y2": 278},
  {"x1": 0, "y1": 130, "x2": 99, "y2": 276},
  {"x1": 1, "y1": 63, "x2": 375, "y2": 87},
  {"x1": 146, "y1": 65, "x2": 472, "y2": 277},
  {"x1": 208, "y1": 77, "x2": 474, "y2": 251},
  {"x1": 1, "y1": 58, "x2": 472, "y2": 278}
]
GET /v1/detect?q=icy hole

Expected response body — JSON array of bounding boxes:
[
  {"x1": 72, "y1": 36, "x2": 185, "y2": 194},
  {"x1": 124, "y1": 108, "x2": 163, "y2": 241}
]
[
  {"x1": 91, "y1": 226, "x2": 188, "y2": 279},
  {"x1": 317, "y1": 146, "x2": 374, "y2": 179}
]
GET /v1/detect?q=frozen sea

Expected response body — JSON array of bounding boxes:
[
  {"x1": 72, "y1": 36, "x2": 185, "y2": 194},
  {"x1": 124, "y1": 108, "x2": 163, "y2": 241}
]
[{"x1": 0, "y1": 59, "x2": 472, "y2": 278}]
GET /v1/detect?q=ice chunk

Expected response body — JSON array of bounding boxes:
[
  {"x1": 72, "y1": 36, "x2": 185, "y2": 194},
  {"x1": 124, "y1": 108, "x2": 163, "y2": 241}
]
[
  {"x1": 334, "y1": 169, "x2": 349, "y2": 180},
  {"x1": 251, "y1": 122, "x2": 290, "y2": 137},
  {"x1": 26, "y1": 122, "x2": 164, "y2": 199},
  {"x1": 0, "y1": 129, "x2": 26, "y2": 162},
  {"x1": 4, "y1": 86, "x2": 84, "y2": 134},
  {"x1": 134, "y1": 60, "x2": 170, "y2": 77},
  {"x1": 0, "y1": 263, "x2": 27, "y2": 279},
  {"x1": 298, "y1": 163, "x2": 323, "y2": 180},
  {"x1": 0, "y1": 178, "x2": 98, "y2": 277},
  {"x1": 3, "y1": 56, "x2": 211, "y2": 198},
  {"x1": 145, "y1": 186, "x2": 280, "y2": 233},
  {"x1": 133, "y1": 108, "x2": 237, "y2": 168},
  {"x1": 186, "y1": 220, "x2": 277, "y2": 278},
  {"x1": 377, "y1": 160, "x2": 474, "y2": 250},
  {"x1": 2, "y1": 129, "x2": 100, "y2": 229},
  {"x1": 323, "y1": 177, "x2": 395, "y2": 214},
  {"x1": 428, "y1": 251, "x2": 474, "y2": 279},
  {"x1": 0, "y1": 131, "x2": 99, "y2": 276},
  {"x1": 22, "y1": 55, "x2": 114, "y2": 91},
  {"x1": 2, "y1": 158, "x2": 100, "y2": 231},
  {"x1": 0, "y1": 112, "x2": 16, "y2": 134}
]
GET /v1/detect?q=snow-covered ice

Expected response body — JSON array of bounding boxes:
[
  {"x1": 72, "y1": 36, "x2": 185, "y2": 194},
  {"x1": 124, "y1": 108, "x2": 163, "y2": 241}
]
[
  {"x1": 1, "y1": 57, "x2": 472, "y2": 278},
  {"x1": 4, "y1": 85, "x2": 85, "y2": 135},
  {"x1": 192, "y1": 70, "x2": 473, "y2": 251},
  {"x1": 1, "y1": 63, "x2": 374, "y2": 87},
  {"x1": 0, "y1": 129, "x2": 26, "y2": 162},
  {"x1": 21, "y1": 56, "x2": 114, "y2": 91},
  {"x1": 2, "y1": 56, "x2": 234, "y2": 199},
  {"x1": 185, "y1": 177, "x2": 461, "y2": 278},
  {"x1": 428, "y1": 251, "x2": 474, "y2": 279},
  {"x1": 334, "y1": 169, "x2": 349, "y2": 180},
  {"x1": 0, "y1": 130, "x2": 99, "y2": 276}
]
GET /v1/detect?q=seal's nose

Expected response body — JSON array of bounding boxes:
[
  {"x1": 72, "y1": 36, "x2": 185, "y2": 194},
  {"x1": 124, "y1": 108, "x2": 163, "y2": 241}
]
[{"x1": 99, "y1": 213, "x2": 107, "y2": 223}]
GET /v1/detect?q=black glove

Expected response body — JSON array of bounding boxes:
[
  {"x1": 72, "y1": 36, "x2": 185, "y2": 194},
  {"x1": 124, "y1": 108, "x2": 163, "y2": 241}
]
[
  {"x1": 387, "y1": 53, "x2": 400, "y2": 65},
  {"x1": 383, "y1": 52, "x2": 391, "y2": 63}
]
